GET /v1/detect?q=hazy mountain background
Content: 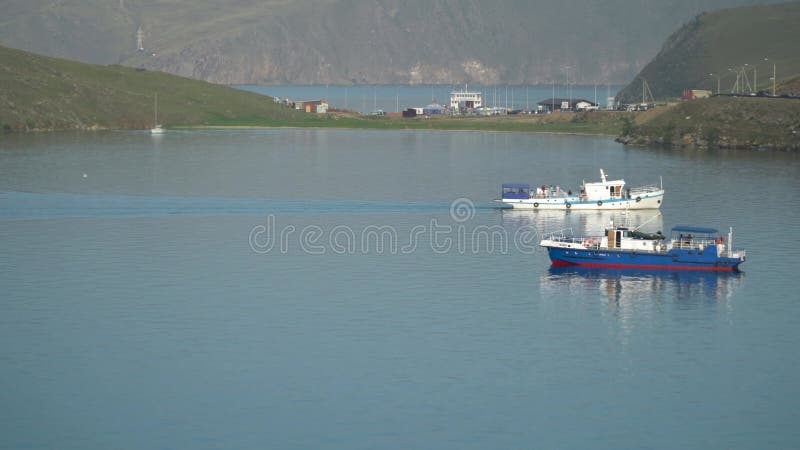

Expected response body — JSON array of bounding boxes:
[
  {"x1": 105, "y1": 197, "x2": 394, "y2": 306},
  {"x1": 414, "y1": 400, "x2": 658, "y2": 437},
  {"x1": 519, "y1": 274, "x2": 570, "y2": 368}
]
[{"x1": 0, "y1": 0, "x2": 784, "y2": 85}]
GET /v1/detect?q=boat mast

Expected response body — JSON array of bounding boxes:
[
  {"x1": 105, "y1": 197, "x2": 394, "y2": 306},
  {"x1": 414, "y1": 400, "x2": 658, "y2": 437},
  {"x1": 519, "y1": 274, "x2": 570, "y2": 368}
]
[
  {"x1": 728, "y1": 227, "x2": 733, "y2": 256},
  {"x1": 632, "y1": 212, "x2": 662, "y2": 231},
  {"x1": 154, "y1": 92, "x2": 158, "y2": 125}
]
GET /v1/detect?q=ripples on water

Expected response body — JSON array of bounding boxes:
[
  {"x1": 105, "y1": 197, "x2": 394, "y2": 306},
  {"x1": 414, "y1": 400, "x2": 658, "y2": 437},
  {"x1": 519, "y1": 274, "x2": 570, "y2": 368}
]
[{"x1": 1, "y1": 129, "x2": 798, "y2": 449}]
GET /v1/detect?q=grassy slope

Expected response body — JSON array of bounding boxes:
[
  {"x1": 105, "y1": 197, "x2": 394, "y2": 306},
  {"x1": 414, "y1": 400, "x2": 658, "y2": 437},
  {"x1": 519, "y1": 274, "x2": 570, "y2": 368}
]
[
  {"x1": 0, "y1": 45, "x2": 307, "y2": 131},
  {"x1": 777, "y1": 75, "x2": 800, "y2": 94},
  {"x1": 215, "y1": 111, "x2": 627, "y2": 136},
  {"x1": 622, "y1": 96, "x2": 800, "y2": 149},
  {"x1": 0, "y1": 43, "x2": 626, "y2": 134},
  {"x1": 617, "y1": 2, "x2": 800, "y2": 102}
]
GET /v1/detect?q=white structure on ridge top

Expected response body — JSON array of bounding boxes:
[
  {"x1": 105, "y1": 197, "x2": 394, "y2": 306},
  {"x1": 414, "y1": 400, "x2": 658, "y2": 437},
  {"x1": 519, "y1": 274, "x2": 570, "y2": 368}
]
[{"x1": 136, "y1": 26, "x2": 144, "y2": 51}]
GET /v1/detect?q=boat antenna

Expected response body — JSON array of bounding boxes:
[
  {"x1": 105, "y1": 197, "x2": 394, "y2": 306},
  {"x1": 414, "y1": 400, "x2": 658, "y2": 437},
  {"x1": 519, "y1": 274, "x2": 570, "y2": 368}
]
[
  {"x1": 621, "y1": 204, "x2": 631, "y2": 228},
  {"x1": 728, "y1": 227, "x2": 733, "y2": 256}
]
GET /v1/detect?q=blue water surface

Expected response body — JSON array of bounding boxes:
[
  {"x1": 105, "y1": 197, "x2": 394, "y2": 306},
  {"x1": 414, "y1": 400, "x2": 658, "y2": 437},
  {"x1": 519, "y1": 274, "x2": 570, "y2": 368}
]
[{"x1": 1, "y1": 128, "x2": 798, "y2": 449}]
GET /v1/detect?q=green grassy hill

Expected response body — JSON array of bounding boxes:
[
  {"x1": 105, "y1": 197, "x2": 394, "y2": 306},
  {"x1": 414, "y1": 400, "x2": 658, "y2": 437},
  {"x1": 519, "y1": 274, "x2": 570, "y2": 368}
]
[
  {"x1": 0, "y1": 45, "x2": 306, "y2": 131},
  {"x1": 777, "y1": 75, "x2": 800, "y2": 94},
  {"x1": 617, "y1": 2, "x2": 800, "y2": 103},
  {"x1": 0, "y1": 44, "x2": 629, "y2": 135},
  {"x1": 618, "y1": 96, "x2": 800, "y2": 150}
]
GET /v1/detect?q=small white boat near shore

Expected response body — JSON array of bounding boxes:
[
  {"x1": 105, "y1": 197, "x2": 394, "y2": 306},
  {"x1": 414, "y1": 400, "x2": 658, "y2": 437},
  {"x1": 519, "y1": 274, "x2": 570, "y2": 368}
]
[{"x1": 498, "y1": 169, "x2": 664, "y2": 210}]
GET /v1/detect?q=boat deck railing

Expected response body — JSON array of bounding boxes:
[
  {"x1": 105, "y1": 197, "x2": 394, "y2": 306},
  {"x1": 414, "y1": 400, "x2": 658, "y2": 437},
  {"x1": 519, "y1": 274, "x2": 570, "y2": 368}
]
[
  {"x1": 669, "y1": 238, "x2": 716, "y2": 251},
  {"x1": 541, "y1": 228, "x2": 580, "y2": 243},
  {"x1": 670, "y1": 239, "x2": 747, "y2": 259},
  {"x1": 629, "y1": 184, "x2": 662, "y2": 195},
  {"x1": 727, "y1": 249, "x2": 747, "y2": 259},
  {"x1": 529, "y1": 191, "x2": 571, "y2": 199}
]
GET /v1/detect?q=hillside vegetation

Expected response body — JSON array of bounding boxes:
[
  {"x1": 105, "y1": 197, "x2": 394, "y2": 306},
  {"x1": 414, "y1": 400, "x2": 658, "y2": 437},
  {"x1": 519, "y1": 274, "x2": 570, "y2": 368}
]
[
  {"x1": 0, "y1": 0, "x2": 781, "y2": 85},
  {"x1": 0, "y1": 44, "x2": 631, "y2": 134},
  {"x1": 0, "y1": 45, "x2": 306, "y2": 131},
  {"x1": 776, "y1": 75, "x2": 800, "y2": 95},
  {"x1": 618, "y1": 96, "x2": 800, "y2": 150},
  {"x1": 617, "y1": 2, "x2": 800, "y2": 102}
]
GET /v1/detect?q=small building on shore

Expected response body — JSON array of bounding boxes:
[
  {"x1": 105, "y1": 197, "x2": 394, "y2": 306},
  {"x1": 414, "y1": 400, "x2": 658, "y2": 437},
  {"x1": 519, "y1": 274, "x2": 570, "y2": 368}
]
[
  {"x1": 295, "y1": 100, "x2": 329, "y2": 113},
  {"x1": 537, "y1": 98, "x2": 599, "y2": 112},
  {"x1": 423, "y1": 102, "x2": 446, "y2": 115},
  {"x1": 681, "y1": 89, "x2": 712, "y2": 100},
  {"x1": 402, "y1": 108, "x2": 417, "y2": 118}
]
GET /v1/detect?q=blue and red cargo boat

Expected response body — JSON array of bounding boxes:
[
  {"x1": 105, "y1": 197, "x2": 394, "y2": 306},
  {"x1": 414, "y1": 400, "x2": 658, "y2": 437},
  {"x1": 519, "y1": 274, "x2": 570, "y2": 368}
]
[{"x1": 539, "y1": 224, "x2": 746, "y2": 271}]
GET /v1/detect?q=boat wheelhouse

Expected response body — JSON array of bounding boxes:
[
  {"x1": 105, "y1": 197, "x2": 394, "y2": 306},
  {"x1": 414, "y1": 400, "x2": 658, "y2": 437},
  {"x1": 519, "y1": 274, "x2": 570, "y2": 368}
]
[
  {"x1": 499, "y1": 169, "x2": 664, "y2": 210},
  {"x1": 539, "y1": 224, "x2": 746, "y2": 271}
]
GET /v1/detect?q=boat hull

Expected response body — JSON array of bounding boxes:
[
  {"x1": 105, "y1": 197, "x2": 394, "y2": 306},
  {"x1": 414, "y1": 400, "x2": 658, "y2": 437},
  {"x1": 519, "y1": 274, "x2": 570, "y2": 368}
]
[
  {"x1": 544, "y1": 246, "x2": 743, "y2": 271},
  {"x1": 501, "y1": 191, "x2": 664, "y2": 210}
]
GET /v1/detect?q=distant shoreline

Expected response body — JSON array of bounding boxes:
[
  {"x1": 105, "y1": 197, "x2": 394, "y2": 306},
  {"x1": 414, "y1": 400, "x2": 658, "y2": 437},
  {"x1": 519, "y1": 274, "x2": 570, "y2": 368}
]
[{"x1": 176, "y1": 124, "x2": 617, "y2": 137}]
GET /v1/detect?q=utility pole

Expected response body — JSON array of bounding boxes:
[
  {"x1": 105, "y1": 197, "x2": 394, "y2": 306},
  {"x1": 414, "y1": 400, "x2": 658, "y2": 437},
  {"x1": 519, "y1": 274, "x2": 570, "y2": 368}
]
[
  {"x1": 754, "y1": 66, "x2": 757, "y2": 91},
  {"x1": 773, "y1": 63, "x2": 777, "y2": 96},
  {"x1": 567, "y1": 69, "x2": 571, "y2": 110},
  {"x1": 563, "y1": 66, "x2": 571, "y2": 110},
  {"x1": 641, "y1": 79, "x2": 654, "y2": 106},
  {"x1": 710, "y1": 73, "x2": 720, "y2": 94},
  {"x1": 526, "y1": 85, "x2": 529, "y2": 111},
  {"x1": 741, "y1": 66, "x2": 752, "y2": 92}
]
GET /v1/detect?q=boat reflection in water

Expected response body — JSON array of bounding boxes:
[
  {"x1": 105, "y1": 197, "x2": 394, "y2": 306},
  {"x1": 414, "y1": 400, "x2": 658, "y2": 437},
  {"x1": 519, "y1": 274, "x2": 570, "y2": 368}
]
[
  {"x1": 500, "y1": 208, "x2": 664, "y2": 237},
  {"x1": 541, "y1": 266, "x2": 744, "y2": 305}
]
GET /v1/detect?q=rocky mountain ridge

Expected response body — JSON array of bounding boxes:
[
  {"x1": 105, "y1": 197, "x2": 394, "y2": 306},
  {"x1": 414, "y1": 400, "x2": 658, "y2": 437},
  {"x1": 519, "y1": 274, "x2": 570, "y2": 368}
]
[{"x1": 1, "y1": 0, "x2": 781, "y2": 85}]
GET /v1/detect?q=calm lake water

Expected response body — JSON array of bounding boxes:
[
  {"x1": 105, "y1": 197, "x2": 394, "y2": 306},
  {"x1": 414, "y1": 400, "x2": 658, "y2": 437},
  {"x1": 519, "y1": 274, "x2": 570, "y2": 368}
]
[{"x1": 1, "y1": 128, "x2": 799, "y2": 449}]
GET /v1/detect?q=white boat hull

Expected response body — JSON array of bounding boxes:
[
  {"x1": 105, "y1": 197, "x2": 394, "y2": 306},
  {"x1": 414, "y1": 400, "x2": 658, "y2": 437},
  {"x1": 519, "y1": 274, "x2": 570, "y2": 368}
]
[{"x1": 500, "y1": 190, "x2": 664, "y2": 210}]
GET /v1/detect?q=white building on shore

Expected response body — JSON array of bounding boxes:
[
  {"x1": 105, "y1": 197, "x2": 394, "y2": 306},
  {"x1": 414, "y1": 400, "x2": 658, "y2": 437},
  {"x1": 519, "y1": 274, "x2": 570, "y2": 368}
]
[{"x1": 450, "y1": 88, "x2": 482, "y2": 112}]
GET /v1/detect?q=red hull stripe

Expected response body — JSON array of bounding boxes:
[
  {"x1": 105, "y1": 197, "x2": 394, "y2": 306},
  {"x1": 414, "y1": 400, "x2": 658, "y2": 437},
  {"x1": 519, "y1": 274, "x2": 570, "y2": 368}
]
[{"x1": 550, "y1": 259, "x2": 737, "y2": 271}]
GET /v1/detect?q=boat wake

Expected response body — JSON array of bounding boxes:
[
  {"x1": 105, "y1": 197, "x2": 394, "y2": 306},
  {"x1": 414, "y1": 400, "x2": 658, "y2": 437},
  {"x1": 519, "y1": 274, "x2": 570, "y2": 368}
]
[{"x1": 0, "y1": 191, "x2": 494, "y2": 220}]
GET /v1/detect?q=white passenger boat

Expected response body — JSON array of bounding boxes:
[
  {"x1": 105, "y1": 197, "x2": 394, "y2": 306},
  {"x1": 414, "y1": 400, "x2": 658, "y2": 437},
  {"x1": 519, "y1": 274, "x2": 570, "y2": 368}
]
[{"x1": 499, "y1": 169, "x2": 664, "y2": 210}]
